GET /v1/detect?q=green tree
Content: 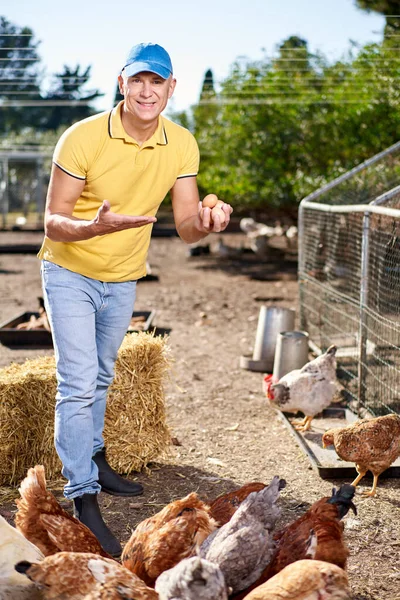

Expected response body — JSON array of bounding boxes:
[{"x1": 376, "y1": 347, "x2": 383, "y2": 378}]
[
  {"x1": 38, "y1": 65, "x2": 103, "y2": 130},
  {"x1": 354, "y1": 0, "x2": 400, "y2": 40},
  {"x1": 190, "y1": 35, "x2": 400, "y2": 211},
  {"x1": 200, "y1": 68, "x2": 216, "y2": 99},
  {"x1": 192, "y1": 39, "x2": 322, "y2": 208},
  {"x1": 273, "y1": 35, "x2": 312, "y2": 73},
  {"x1": 113, "y1": 81, "x2": 124, "y2": 106},
  {"x1": 0, "y1": 16, "x2": 42, "y2": 133},
  {"x1": 193, "y1": 68, "x2": 219, "y2": 138},
  {"x1": 0, "y1": 16, "x2": 103, "y2": 133}
]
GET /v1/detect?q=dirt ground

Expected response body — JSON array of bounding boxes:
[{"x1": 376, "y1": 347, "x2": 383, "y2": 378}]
[{"x1": 0, "y1": 229, "x2": 400, "y2": 600}]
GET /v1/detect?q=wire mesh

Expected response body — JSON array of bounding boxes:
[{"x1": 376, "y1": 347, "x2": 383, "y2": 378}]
[
  {"x1": 299, "y1": 145, "x2": 400, "y2": 417},
  {"x1": 0, "y1": 155, "x2": 48, "y2": 228},
  {"x1": 305, "y1": 142, "x2": 400, "y2": 206}
]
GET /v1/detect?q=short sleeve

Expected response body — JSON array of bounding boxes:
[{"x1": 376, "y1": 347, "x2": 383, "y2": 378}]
[
  {"x1": 53, "y1": 121, "x2": 91, "y2": 180},
  {"x1": 177, "y1": 131, "x2": 200, "y2": 179}
]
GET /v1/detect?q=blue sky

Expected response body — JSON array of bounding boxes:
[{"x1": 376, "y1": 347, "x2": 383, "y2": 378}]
[{"x1": 4, "y1": 0, "x2": 385, "y2": 113}]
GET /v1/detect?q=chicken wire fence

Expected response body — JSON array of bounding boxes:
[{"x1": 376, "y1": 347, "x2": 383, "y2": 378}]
[
  {"x1": 0, "y1": 151, "x2": 49, "y2": 228},
  {"x1": 298, "y1": 140, "x2": 400, "y2": 417}
]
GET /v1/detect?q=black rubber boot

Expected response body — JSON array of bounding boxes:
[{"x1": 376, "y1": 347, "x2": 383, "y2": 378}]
[
  {"x1": 73, "y1": 493, "x2": 122, "y2": 558},
  {"x1": 93, "y1": 448, "x2": 144, "y2": 497}
]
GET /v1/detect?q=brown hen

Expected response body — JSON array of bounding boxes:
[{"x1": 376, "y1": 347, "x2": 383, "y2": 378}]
[
  {"x1": 322, "y1": 413, "x2": 400, "y2": 497},
  {"x1": 15, "y1": 552, "x2": 118, "y2": 600},
  {"x1": 232, "y1": 484, "x2": 356, "y2": 599},
  {"x1": 121, "y1": 492, "x2": 217, "y2": 587},
  {"x1": 241, "y1": 559, "x2": 350, "y2": 600},
  {"x1": 83, "y1": 557, "x2": 159, "y2": 599},
  {"x1": 268, "y1": 484, "x2": 356, "y2": 574},
  {"x1": 15, "y1": 465, "x2": 112, "y2": 558},
  {"x1": 83, "y1": 580, "x2": 158, "y2": 600},
  {"x1": 208, "y1": 482, "x2": 267, "y2": 526}
]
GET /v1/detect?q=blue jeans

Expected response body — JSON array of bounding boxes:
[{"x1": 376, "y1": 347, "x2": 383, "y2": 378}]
[{"x1": 41, "y1": 260, "x2": 136, "y2": 499}]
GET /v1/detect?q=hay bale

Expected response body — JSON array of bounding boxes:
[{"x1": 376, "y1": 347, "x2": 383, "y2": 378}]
[
  {"x1": 104, "y1": 333, "x2": 172, "y2": 474},
  {"x1": 0, "y1": 332, "x2": 171, "y2": 486},
  {"x1": 0, "y1": 356, "x2": 60, "y2": 486}
]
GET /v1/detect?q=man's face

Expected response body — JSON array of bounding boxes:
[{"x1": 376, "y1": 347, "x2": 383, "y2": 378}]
[{"x1": 118, "y1": 71, "x2": 176, "y2": 123}]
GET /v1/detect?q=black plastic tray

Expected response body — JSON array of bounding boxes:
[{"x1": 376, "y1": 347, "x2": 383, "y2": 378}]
[
  {"x1": 279, "y1": 407, "x2": 400, "y2": 480},
  {"x1": 126, "y1": 310, "x2": 156, "y2": 333},
  {"x1": 0, "y1": 310, "x2": 156, "y2": 348}
]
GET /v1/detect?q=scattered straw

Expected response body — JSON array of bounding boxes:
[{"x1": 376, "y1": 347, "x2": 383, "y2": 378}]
[{"x1": 0, "y1": 332, "x2": 172, "y2": 488}]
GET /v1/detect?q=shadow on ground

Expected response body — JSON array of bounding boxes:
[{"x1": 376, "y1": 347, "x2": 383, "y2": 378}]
[{"x1": 192, "y1": 253, "x2": 298, "y2": 282}]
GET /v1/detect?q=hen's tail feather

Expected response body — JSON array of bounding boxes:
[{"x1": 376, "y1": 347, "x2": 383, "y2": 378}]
[
  {"x1": 14, "y1": 560, "x2": 32, "y2": 575},
  {"x1": 18, "y1": 465, "x2": 47, "y2": 500},
  {"x1": 327, "y1": 484, "x2": 357, "y2": 518},
  {"x1": 241, "y1": 475, "x2": 285, "y2": 525}
]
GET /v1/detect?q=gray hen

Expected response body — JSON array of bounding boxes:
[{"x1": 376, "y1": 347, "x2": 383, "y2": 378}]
[
  {"x1": 155, "y1": 556, "x2": 228, "y2": 600},
  {"x1": 199, "y1": 476, "x2": 285, "y2": 594}
]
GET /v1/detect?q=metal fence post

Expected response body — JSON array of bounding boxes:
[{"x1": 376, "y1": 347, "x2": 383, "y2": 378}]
[
  {"x1": 0, "y1": 158, "x2": 9, "y2": 229},
  {"x1": 35, "y1": 158, "x2": 44, "y2": 227},
  {"x1": 358, "y1": 210, "x2": 370, "y2": 414},
  {"x1": 298, "y1": 202, "x2": 306, "y2": 332}
]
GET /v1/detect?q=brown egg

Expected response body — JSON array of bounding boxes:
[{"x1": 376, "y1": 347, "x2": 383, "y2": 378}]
[
  {"x1": 202, "y1": 194, "x2": 219, "y2": 209},
  {"x1": 211, "y1": 206, "x2": 226, "y2": 224}
]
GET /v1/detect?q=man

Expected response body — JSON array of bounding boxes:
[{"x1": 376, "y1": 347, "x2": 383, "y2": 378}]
[{"x1": 38, "y1": 42, "x2": 233, "y2": 556}]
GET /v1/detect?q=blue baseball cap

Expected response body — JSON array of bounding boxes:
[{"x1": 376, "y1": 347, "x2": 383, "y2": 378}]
[{"x1": 122, "y1": 43, "x2": 173, "y2": 79}]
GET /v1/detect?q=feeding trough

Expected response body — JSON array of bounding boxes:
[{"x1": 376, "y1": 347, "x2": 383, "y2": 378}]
[{"x1": 278, "y1": 406, "x2": 400, "y2": 480}]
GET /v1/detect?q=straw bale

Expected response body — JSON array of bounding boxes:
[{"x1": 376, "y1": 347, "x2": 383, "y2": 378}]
[
  {"x1": 0, "y1": 332, "x2": 171, "y2": 486},
  {"x1": 104, "y1": 332, "x2": 172, "y2": 474},
  {"x1": 0, "y1": 356, "x2": 60, "y2": 486}
]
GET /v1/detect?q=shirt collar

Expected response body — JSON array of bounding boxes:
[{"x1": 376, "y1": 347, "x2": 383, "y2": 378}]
[{"x1": 108, "y1": 101, "x2": 168, "y2": 147}]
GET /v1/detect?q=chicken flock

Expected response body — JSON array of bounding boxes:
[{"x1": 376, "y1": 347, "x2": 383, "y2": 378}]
[
  {"x1": 1, "y1": 468, "x2": 355, "y2": 600},
  {"x1": 2, "y1": 345, "x2": 400, "y2": 600}
]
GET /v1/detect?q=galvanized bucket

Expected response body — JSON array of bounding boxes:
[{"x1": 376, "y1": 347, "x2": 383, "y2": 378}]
[
  {"x1": 252, "y1": 306, "x2": 296, "y2": 372},
  {"x1": 272, "y1": 330, "x2": 309, "y2": 380}
]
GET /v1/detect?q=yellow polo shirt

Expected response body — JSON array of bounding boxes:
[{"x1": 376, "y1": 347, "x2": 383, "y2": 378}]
[{"x1": 38, "y1": 101, "x2": 199, "y2": 282}]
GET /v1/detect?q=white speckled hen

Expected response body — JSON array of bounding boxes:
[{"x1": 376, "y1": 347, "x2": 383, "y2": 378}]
[
  {"x1": 155, "y1": 556, "x2": 228, "y2": 600},
  {"x1": 264, "y1": 345, "x2": 338, "y2": 432}
]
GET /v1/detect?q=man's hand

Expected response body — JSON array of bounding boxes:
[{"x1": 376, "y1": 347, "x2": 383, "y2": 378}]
[
  {"x1": 92, "y1": 200, "x2": 157, "y2": 235},
  {"x1": 45, "y1": 165, "x2": 158, "y2": 243},
  {"x1": 198, "y1": 198, "x2": 233, "y2": 234},
  {"x1": 46, "y1": 200, "x2": 157, "y2": 243},
  {"x1": 171, "y1": 177, "x2": 233, "y2": 244}
]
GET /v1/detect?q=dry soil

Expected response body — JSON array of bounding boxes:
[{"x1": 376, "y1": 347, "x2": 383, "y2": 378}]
[{"x1": 0, "y1": 229, "x2": 399, "y2": 600}]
